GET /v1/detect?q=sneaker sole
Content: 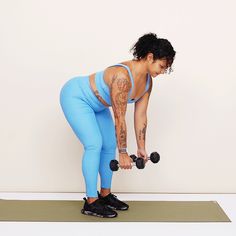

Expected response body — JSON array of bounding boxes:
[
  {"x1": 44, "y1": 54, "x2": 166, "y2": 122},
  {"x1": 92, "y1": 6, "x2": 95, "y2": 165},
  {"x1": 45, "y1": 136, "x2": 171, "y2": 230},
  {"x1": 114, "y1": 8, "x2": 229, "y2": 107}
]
[{"x1": 81, "y1": 209, "x2": 117, "y2": 218}]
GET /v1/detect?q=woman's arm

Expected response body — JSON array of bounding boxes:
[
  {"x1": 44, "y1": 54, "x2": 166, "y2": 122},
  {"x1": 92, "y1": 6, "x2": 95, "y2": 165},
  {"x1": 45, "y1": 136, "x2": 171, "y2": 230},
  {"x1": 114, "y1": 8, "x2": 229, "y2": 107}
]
[
  {"x1": 134, "y1": 78, "x2": 153, "y2": 149},
  {"x1": 134, "y1": 114, "x2": 147, "y2": 149},
  {"x1": 110, "y1": 71, "x2": 131, "y2": 152}
]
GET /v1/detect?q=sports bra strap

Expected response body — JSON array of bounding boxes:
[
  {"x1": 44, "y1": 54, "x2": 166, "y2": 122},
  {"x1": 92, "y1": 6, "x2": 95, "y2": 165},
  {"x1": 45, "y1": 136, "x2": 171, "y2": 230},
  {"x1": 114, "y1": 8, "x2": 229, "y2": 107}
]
[{"x1": 135, "y1": 73, "x2": 151, "y2": 102}]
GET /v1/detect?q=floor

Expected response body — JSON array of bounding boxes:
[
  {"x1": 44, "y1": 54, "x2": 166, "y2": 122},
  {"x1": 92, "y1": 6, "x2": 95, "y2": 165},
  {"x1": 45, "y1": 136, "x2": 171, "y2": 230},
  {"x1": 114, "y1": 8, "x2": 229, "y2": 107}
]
[{"x1": 0, "y1": 193, "x2": 235, "y2": 236}]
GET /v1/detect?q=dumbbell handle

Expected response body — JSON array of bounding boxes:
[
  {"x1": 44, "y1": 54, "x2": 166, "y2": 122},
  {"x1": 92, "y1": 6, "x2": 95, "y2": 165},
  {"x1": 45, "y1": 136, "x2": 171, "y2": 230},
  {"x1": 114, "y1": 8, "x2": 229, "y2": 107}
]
[{"x1": 117, "y1": 162, "x2": 136, "y2": 168}]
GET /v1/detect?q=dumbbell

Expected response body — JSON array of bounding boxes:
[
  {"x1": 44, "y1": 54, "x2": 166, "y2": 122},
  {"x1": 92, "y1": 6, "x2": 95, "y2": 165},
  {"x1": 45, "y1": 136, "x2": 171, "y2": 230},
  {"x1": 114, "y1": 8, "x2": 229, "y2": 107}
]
[
  {"x1": 110, "y1": 156, "x2": 144, "y2": 171},
  {"x1": 130, "y1": 152, "x2": 160, "y2": 169},
  {"x1": 109, "y1": 152, "x2": 160, "y2": 171}
]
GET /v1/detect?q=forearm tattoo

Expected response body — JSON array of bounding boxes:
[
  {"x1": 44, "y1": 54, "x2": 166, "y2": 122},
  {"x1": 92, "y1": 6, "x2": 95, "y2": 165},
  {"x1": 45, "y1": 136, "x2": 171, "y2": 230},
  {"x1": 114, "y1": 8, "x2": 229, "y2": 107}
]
[
  {"x1": 138, "y1": 122, "x2": 147, "y2": 141},
  {"x1": 119, "y1": 120, "x2": 127, "y2": 148}
]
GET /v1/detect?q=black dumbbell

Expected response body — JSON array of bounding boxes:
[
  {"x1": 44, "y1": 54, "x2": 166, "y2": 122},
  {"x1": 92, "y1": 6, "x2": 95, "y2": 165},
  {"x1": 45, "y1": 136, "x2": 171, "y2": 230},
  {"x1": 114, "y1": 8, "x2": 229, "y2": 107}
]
[
  {"x1": 109, "y1": 152, "x2": 160, "y2": 171},
  {"x1": 109, "y1": 157, "x2": 144, "y2": 171},
  {"x1": 130, "y1": 152, "x2": 160, "y2": 169}
]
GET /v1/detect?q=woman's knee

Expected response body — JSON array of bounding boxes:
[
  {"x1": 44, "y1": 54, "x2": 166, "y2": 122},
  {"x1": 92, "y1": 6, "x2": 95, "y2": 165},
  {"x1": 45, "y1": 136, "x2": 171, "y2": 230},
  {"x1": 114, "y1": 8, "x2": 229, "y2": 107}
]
[
  {"x1": 84, "y1": 138, "x2": 103, "y2": 152},
  {"x1": 101, "y1": 139, "x2": 117, "y2": 154}
]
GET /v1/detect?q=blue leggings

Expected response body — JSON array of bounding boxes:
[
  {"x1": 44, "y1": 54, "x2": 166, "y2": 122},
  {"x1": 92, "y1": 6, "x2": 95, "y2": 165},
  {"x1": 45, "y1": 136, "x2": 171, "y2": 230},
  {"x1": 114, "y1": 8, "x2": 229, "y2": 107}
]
[{"x1": 59, "y1": 75, "x2": 117, "y2": 197}]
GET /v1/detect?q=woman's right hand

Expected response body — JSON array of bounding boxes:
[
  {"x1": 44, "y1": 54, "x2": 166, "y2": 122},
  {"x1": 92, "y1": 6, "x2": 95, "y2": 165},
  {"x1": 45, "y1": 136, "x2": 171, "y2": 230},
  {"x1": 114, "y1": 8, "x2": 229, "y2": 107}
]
[{"x1": 119, "y1": 153, "x2": 133, "y2": 170}]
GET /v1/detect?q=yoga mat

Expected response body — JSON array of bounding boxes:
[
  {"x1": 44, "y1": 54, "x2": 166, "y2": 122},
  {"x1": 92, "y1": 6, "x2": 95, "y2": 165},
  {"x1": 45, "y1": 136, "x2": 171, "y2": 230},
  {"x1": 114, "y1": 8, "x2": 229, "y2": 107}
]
[{"x1": 0, "y1": 199, "x2": 231, "y2": 222}]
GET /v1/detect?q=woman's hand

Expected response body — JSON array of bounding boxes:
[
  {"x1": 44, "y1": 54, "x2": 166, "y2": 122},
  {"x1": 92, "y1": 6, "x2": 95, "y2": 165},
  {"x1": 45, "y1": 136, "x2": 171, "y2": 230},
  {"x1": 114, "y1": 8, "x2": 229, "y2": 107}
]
[
  {"x1": 119, "y1": 153, "x2": 133, "y2": 170},
  {"x1": 137, "y1": 148, "x2": 148, "y2": 164}
]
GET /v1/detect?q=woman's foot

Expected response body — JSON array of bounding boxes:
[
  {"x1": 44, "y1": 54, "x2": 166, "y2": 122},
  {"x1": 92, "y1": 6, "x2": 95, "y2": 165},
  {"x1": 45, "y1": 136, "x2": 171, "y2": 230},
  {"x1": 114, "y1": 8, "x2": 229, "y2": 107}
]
[
  {"x1": 97, "y1": 191, "x2": 129, "y2": 211},
  {"x1": 81, "y1": 197, "x2": 118, "y2": 218}
]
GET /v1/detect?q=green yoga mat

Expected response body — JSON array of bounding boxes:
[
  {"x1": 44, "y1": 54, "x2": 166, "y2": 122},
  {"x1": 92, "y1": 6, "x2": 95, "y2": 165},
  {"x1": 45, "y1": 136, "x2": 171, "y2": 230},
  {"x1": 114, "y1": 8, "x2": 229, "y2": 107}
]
[{"x1": 0, "y1": 199, "x2": 231, "y2": 222}]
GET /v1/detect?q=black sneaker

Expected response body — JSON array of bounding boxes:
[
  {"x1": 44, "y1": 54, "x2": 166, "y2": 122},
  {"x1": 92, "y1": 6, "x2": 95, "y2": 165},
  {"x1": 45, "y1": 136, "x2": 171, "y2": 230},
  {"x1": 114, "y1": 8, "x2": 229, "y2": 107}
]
[
  {"x1": 97, "y1": 191, "x2": 129, "y2": 211},
  {"x1": 81, "y1": 197, "x2": 118, "y2": 218}
]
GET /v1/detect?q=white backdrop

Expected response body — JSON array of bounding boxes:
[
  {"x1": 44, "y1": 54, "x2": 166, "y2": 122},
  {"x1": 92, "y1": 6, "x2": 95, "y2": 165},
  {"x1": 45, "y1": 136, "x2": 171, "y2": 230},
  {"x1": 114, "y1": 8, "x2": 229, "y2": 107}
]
[{"x1": 0, "y1": 0, "x2": 235, "y2": 193}]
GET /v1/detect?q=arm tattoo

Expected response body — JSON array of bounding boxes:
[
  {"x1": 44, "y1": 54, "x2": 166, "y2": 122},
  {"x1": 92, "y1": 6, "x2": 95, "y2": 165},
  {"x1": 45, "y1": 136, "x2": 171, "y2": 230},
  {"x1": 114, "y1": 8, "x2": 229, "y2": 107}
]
[
  {"x1": 110, "y1": 73, "x2": 130, "y2": 149},
  {"x1": 138, "y1": 122, "x2": 147, "y2": 141},
  {"x1": 119, "y1": 120, "x2": 127, "y2": 148},
  {"x1": 110, "y1": 74, "x2": 130, "y2": 118}
]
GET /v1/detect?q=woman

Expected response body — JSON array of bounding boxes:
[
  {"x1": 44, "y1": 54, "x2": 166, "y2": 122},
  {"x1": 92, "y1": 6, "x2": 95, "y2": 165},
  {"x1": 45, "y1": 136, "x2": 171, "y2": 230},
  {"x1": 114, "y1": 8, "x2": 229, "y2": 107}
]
[{"x1": 59, "y1": 32, "x2": 176, "y2": 218}]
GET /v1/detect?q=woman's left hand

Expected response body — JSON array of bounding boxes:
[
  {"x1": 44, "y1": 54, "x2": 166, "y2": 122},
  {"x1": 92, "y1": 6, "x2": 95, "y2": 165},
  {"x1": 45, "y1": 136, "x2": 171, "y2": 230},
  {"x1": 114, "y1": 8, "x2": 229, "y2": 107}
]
[{"x1": 137, "y1": 148, "x2": 148, "y2": 164}]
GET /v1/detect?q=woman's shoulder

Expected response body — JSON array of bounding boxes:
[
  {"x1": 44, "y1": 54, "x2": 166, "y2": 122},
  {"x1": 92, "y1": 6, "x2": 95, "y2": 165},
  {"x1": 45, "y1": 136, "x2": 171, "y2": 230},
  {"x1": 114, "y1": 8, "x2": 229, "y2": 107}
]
[{"x1": 103, "y1": 62, "x2": 131, "y2": 87}]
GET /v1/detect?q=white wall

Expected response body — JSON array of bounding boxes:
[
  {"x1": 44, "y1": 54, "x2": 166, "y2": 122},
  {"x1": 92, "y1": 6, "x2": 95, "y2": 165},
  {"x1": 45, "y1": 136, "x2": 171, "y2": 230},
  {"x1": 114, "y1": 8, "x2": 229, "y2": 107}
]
[{"x1": 0, "y1": 0, "x2": 235, "y2": 193}]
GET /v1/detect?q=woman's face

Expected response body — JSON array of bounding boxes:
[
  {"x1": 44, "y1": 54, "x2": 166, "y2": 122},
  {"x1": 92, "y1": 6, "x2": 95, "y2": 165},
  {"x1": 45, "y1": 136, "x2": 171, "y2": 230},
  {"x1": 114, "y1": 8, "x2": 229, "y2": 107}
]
[{"x1": 146, "y1": 54, "x2": 168, "y2": 77}]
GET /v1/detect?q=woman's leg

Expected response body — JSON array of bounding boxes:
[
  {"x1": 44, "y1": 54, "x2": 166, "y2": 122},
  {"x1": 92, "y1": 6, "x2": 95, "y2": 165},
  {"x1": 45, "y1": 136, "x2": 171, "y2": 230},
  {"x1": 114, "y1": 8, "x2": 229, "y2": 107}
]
[
  {"x1": 60, "y1": 94, "x2": 103, "y2": 200},
  {"x1": 95, "y1": 108, "x2": 117, "y2": 196}
]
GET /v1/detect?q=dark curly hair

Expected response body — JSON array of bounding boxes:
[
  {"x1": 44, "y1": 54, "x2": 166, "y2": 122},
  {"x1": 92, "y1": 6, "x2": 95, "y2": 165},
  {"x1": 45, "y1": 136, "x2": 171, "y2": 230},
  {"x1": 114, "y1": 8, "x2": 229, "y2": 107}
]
[{"x1": 129, "y1": 32, "x2": 176, "y2": 74}]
